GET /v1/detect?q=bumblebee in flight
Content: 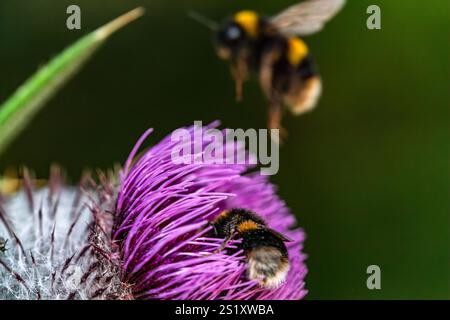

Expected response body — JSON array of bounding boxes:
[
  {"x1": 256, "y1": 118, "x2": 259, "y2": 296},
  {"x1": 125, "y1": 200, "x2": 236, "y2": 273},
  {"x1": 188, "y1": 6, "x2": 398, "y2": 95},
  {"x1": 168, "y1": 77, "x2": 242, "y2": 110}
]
[
  {"x1": 210, "y1": 208, "x2": 292, "y2": 289},
  {"x1": 196, "y1": 0, "x2": 345, "y2": 139}
]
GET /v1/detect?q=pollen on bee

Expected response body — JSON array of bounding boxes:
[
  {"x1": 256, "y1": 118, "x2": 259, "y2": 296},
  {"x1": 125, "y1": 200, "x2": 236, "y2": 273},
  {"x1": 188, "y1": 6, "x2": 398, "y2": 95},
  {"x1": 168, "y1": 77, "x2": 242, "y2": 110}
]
[{"x1": 237, "y1": 220, "x2": 259, "y2": 233}]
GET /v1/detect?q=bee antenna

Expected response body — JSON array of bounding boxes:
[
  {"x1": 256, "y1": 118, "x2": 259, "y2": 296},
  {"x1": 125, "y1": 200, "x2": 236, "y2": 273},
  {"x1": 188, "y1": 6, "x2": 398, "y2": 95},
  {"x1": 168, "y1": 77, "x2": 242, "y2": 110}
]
[{"x1": 187, "y1": 11, "x2": 219, "y2": 31}]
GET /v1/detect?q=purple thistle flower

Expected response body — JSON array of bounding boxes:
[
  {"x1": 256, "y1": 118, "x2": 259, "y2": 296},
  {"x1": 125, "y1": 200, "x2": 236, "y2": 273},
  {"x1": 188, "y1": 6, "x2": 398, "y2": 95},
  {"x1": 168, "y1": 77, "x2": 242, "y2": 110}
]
[{"x1": 114, "y1": 122, "x2": 307, "y2": 300}]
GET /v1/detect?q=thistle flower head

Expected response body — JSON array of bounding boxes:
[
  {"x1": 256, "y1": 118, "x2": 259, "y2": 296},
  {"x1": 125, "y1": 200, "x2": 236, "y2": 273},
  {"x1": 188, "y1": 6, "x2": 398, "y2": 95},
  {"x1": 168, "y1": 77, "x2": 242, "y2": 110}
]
[
  {"x1": 114, "y1": 122, "x2": 307, "y2": 300},
  {"x1": 0, "y1": 168, "x2": 127, "y2": 300}
]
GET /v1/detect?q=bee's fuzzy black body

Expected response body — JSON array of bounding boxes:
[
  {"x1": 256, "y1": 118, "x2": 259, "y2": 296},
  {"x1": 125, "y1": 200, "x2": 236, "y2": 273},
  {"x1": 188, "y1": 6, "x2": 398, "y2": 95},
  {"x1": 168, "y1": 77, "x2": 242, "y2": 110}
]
[
  {"x1": 215, "y1": 7, "x2": 332, "y2": 136},
  {"x1": 210, "y1": 208, "x2": 290, "y2": 289}
]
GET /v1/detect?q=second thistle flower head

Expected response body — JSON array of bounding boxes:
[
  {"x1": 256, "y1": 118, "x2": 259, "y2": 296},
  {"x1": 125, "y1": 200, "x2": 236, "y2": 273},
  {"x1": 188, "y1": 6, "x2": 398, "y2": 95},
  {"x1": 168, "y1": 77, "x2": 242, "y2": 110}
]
[
  {"x1": 114, "y1": 122, "x2": 307, "y2": 300},
  {"x1": 0, "y1": 168, "x2": 126, "y2": 300}
]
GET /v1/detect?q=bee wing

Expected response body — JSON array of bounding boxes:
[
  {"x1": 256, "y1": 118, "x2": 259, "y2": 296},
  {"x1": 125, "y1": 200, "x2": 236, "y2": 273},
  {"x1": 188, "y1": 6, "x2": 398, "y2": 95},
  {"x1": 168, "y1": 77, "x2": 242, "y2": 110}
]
[
  {"x1": 270, "y1": 0, "x2": 345, "y2": 36},
  {"x1": 268, "y1": 228, "x2": 294, "y2": 242}
]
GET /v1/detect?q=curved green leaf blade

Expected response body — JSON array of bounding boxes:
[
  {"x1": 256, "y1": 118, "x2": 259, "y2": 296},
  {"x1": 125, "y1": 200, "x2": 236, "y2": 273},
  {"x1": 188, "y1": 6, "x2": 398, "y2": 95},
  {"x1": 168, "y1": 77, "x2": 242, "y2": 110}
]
[{"x1": 0, "y1": 7, "x2": 144, "y2": 156}]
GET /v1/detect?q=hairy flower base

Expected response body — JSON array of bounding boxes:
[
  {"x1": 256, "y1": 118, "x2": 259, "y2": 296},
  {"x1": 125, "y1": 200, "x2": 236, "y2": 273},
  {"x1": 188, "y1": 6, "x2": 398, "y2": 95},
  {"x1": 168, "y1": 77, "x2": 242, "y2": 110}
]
[
  {"x1": 0, "y1": 169, "x2": 128, "y2": 300},
  {"x1": 115, "y1": 122, "x2": 307, "y2": 300}
]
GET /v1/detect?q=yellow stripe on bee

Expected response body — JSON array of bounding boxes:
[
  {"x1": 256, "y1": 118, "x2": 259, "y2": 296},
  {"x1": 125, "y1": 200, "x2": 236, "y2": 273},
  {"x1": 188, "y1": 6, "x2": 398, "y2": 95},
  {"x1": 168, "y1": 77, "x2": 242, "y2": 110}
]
[
  {"x1": 287, "y1": 37, "x2": 309, "y2": 66},
  {"x1": 234, "y1": 11, "x2": 259, "y2": 38},
  {"x1": 212, "y1": 210, "x2": 230, "y2": 223},
  {"x1": 218, "y1": 210, "x2": 230, "y2": 218},
  {"x1": 237, "y1": 220, "x2": 259, "y2": 233}
]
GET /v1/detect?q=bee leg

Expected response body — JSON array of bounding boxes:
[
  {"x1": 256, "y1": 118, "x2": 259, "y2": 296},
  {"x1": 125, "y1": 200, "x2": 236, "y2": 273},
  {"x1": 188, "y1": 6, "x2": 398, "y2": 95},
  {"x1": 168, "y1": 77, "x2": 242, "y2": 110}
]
[
  {"x1": 205, "y1": 222, "x2": 235, "y2": 254},
  {"x1": 214, "y1": 232, "x2": 237, "y2": 254},
  {"x1": 234, "y1": 69, "x2": 244, "y2": 102},
  {"x1": 205, "y1": 221, "x2": 218, "y2": 236},
  {"x1": 259, "y1": 49, "x2": 287, "y2": 142},
  {"x1": 259, "y1": 53, "x2": 275, "y2": 99},
  {"x1": 268, "y1": 97, "x2": 287, "y2": 144},
  {"x1": 230, "y1": 52, "x2": 248, "y2": 102},
  {"x1": 259, "y1": 46, "x2": 284, "y2": 98}
]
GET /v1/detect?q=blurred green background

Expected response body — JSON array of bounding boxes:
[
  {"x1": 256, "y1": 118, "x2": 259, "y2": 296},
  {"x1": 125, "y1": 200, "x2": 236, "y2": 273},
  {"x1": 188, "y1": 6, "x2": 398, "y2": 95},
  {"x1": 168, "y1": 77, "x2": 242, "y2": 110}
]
[{"x1": 0, "y1": 0, "x2": 448, "y2": 299}]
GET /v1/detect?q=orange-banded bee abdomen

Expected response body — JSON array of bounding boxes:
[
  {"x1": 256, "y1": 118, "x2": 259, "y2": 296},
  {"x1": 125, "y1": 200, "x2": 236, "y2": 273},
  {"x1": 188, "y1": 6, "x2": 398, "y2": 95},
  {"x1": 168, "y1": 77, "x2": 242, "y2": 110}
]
[
  {"x1": 210, "y1": 208, "x2": 291, "y2": 289},
  {"x1": 273, "y1": 39, "x2": 322, "y2": 115}
]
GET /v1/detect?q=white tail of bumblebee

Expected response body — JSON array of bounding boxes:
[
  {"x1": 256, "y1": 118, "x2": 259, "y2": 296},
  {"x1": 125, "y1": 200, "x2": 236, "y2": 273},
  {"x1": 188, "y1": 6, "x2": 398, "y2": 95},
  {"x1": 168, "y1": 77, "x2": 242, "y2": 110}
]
[
  {"x1": 288, "y1": 76, "x2": 322, "y2": 115},
  {"x1": 247, "y1": 246, "x2": 290, "y2": 289}
]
